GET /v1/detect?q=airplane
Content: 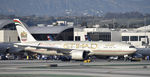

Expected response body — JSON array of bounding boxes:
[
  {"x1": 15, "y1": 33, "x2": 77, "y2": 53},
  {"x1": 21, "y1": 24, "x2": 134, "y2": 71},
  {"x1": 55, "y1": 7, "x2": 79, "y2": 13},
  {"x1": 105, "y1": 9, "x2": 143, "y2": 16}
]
[
  {"x1": 0, "y1": 42, "x2": 24, "y2": 60},
  {"x1": 85, "y1": 35, "x2": 91, "y2": 41},
  {"x1": 84, "y1": 30, "x2": 149, "y2": 60},
  {"x1": 0, "y1": 42, "x2": 23, "y2": 54},
  {"x1": 13, "y1": 19, "x2": 136, "y2": 60},
  {"x1": 47, "y1": 35, "x2": 54, "y2": 41},
  {"x1": 136, "y1": 48, "x2": 150, "y2": 56}
]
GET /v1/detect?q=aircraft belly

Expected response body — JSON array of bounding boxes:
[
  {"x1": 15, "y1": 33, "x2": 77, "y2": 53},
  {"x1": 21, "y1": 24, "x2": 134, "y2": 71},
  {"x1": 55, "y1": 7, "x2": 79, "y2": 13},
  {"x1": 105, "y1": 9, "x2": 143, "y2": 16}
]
[
  {"x1": 31, "y1": 50, "x2": 57, "y2": 55},
  {"x1": 92, "y1": 50, "x2": 134, "y2": 56}
]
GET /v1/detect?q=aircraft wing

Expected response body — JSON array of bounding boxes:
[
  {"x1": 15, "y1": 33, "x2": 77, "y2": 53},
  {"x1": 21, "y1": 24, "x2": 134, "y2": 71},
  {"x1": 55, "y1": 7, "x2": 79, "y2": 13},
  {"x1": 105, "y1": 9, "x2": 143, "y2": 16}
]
[{"x1": 14, "y1": 43, "x2": 80, "y2": 54}]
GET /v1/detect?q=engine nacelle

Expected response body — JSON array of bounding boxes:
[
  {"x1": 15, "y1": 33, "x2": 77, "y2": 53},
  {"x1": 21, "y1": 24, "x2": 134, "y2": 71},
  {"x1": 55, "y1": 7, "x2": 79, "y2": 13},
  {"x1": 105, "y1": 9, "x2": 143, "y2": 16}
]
[{"x1": 70, "y1": 50, "x2": 88, "y2": 60}]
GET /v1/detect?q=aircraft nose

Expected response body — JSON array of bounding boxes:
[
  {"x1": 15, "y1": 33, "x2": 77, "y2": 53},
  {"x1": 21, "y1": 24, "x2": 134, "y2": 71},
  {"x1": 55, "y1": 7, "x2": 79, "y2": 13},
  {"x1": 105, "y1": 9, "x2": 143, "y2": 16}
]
[{"x1": 129, "y1": 45, "x2": 137, "y2": 53}]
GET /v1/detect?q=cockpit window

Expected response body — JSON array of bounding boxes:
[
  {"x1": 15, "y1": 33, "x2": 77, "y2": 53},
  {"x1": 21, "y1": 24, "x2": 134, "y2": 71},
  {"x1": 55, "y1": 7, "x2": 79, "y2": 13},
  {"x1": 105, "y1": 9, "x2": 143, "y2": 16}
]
[{"x1": 129, "y1": 46, "x2": 135, "y2": 48}]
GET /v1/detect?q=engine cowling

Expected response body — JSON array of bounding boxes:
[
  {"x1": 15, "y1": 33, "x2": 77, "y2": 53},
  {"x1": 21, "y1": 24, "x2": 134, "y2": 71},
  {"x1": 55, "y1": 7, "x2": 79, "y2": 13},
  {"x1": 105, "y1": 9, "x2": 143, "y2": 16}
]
[{"x1": 70, "y1": 50, "x2": 88, "y2": 60}]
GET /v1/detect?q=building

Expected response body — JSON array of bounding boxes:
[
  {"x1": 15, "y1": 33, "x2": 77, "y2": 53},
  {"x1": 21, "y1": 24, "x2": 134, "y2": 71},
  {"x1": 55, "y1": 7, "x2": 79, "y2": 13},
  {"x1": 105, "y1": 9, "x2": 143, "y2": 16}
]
[
  {"x1": 121, "y1": 31, "x2": 150, "y2": 48},
  {"x1": 28, "y1": 26, "x2": 73, "y2": 41},
  {"x1": 0, "y1": 19, "x2": 74, "y2": 42},
  {"x1": 1, "y1": 19, "x2": 150, "y2": 48},
  {"x1": 0, "y1": 19, "x2": 18, "y2": 42},
  {"x1": 74, "y1": 27, "x2": 121, "y2": 41},
  {"x1": 74, "y1": 26, "x2": 150, "y2": 48}
]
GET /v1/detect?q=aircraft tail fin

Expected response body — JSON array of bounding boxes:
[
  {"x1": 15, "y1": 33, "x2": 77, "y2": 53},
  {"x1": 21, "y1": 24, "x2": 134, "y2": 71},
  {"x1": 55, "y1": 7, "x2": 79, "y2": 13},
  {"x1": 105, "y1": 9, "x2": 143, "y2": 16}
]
[
  {"x1": 85, "y1": 35, "x2": 91, "y2": 41},
  {"x1": 47, "y1": 35, "x2": 53, "y2": 41},
  {"x1": 13, "y1": 19, "x2": 36, "y2": 43}
]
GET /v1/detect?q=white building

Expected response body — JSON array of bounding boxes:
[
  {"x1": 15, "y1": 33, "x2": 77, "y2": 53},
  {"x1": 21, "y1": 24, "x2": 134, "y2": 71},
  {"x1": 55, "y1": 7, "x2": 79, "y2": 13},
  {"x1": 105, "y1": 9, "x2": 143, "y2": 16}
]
[
  {"x1": 0, "y1": 30, "x2": 18, "y2": 42},
  {"x1": 74, "y1": 27, "x2": 121, "y2": 42},
  {"x1": 121, "y1": 31, "x2": 150, "y2": 48},
  {"x1": 74, "y1": 26, "x2": 150, "y2": 48},
  {"x1": 0, "y1": 19, "x2": 18, "y2": 42}
]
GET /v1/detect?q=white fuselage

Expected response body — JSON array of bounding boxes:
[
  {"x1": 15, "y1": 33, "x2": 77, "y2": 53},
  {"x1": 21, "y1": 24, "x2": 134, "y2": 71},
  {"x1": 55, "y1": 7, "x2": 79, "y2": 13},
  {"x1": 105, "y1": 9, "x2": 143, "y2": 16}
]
[{"x1": 16, "y1": 41, "x2": 136, "y2": 56}]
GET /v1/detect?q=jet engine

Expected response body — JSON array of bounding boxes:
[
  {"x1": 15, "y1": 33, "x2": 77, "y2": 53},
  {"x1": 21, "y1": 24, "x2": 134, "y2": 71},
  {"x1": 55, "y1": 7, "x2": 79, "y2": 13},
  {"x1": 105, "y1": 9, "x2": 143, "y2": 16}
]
[{"x1": 70, "y1": 50, "x2": 88, "y2": 60}]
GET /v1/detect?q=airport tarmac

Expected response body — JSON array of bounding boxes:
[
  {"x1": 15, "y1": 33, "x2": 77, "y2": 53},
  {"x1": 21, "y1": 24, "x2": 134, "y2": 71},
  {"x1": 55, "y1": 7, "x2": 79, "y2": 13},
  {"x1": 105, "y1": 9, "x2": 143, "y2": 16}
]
[{"x1": 0, "y1": 60, "x2": 150, "y2": 77}]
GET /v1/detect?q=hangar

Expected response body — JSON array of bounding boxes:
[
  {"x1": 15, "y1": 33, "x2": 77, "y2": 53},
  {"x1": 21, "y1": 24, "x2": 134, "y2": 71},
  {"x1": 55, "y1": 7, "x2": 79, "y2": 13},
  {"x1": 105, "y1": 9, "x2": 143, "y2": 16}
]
[
  {"x1": 28, "y1": 26, "x2": 73, "y2": 41},
  {"x1": 0, "y1": 19, "x2": 74, "y2": 42},
  {"x1": 0, "y1": 19, "x2": 18, "y2": 42}
]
